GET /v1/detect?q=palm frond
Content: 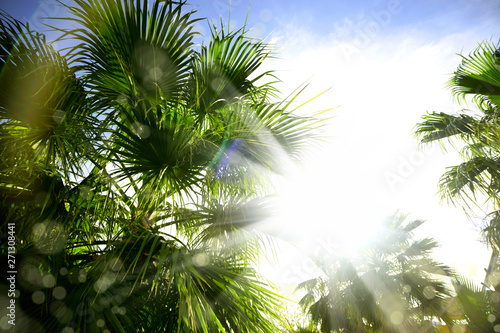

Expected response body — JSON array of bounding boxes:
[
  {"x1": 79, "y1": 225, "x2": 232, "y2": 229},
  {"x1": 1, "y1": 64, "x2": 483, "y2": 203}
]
[
  {"x1": 437, "y1": 156, "x2": 498, "y2": 201},
  {"x1": 414, "y1": 111, "x2": 479, "y2": 143},
  {"x1": 61, "y1": 0, "x2": 199, "y2": 103},
  {"x1": 297, "y1": 215, "x2": 454, "y2": 332},
  {"x1": 0, "y1": 11, "x2": 93, "y2": 175},
  {"x1": 109, "y1": 100, "x2": 212, "y2": 196},
  {"x1": 449, "y1": 41, "x2": 500, "y2": 106},
  {"x1": 451, "y1": 274, "x2": 497, "y2": 332},
  {"x1": 0, "y1": 1, "x2": 325, "y2": 331},
  {"x1": 188, "y1": 21, "x2": 277, "y2": 124}
]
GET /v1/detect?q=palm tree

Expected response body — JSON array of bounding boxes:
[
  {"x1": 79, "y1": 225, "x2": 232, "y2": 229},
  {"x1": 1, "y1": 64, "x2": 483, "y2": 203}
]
[
  {"x1": 0, "y1": 1, "x2": 322, "y2": 331},
  {"x1": 414, "y1": 40, "x2": 500, "y2": 250},
  {"x1": 448, "y1": 275, "x2": 500, "y2": 333},
  {"x1": 414, "y1": 39, "x2": 500, "y2": 333},
  {"x1": 297, "y1": 214, "x2": 454, "y2": 332}
]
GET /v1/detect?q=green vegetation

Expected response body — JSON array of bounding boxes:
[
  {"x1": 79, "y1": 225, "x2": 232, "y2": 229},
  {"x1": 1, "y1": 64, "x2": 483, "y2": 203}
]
[
  {"x1": 0, "y1": 1, "x2": 320, "y2": 331},
  {"x1": 296, "y1": 214, "x2": 454, "y2": 332},
  {"x1": 1, "y1": 0, "x2": 500, "y2": 332},
  {"x1": 291, "y1": 39, "x2": 500, "y2": 333},
  {"x1": 413, "y1": 40, "x2": 500, "y2": 333},
  {"x1": 415, "y1": 41, "x2": 500, "y2": 251}
]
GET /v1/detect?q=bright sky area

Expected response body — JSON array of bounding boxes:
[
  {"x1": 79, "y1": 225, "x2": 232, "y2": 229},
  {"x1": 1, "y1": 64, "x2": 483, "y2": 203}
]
[{"x1": 2, "y1": 0, "x2": 500, "y2": 287}]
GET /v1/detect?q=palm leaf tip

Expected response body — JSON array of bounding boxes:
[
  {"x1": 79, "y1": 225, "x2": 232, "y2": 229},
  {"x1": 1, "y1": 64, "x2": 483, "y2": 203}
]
[{"x1": 449, "y1": 41, "x2": 500, "y2": 105}]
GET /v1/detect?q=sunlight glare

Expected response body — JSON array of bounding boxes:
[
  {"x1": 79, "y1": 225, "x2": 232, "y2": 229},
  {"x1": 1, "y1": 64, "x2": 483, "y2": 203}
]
[{"x1": 272, "y1": 155, "x2": 388, "y2": 260}]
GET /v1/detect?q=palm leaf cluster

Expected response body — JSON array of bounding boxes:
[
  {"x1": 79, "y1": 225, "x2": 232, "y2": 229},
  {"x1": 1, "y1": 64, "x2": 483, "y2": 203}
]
[
  {"x1": 297, "y1": 214, "x2": 454, "y2": 332},
  {"x1": 0, "y1": 1, "x2": 322, "y2": 332},
  {"x1": 448, "y1": 275, "x2": 500, "y2": 333},
  {"x1": 414, "y1": 39, "x2": 500, "y2": 332},
  {"x1": 414, "y1": 40, "x2": 500, "y2": 250}
]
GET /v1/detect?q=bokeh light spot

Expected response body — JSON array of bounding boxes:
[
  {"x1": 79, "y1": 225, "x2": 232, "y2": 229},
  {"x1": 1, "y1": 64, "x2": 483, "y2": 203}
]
[
  {"x1": 390, "y1": 311, "x2": 404, "y2": 325},
  {"x1": 423, "y1": 285, "x2": 436, "y2": 299},
  {"x1": 21, "y1": 263, "x2": 43, "y2": 286},
  {"x1": 42, "y1": 274, "x2": 56, "y2": 288},
  {"x1": 94, "y1": 272, "x2": 116, "y2": 293},
  {"x1": 78, "y1": 269, "x2": 87, "y2": 283},
  {"x1": 108, "y1": 257, "x2": 123, "y2": 272},
  {"x1": 52, "y1": 110, "x2": 65, "y2": 124},
  {"x1": 50, "y1": 301, "x2": 72, "y2": 323},
  {"x1": 32, "y1": 221, "x2": 68, "y2": 254},
  {"x1": 132, "y1": 122, "x2": 151, "y2": 139},
  {"x1": 100, "y1": 297, "x2": 110, "y2": 307},
  {"x1": 492, "y1": 291, "x2": 500, "y2": 303},
  {"x1": 259, "y1": 9, "x2": 272, "y2": 22},
  {"x1": 114, "y1": 294, "x2": 123, "y2": 304},
  {"x1": 247, "y1": 22, "x2": 266, "y2": 39},
  {"x1": 0, "y1": 315, "x2": 13, "y2": 330},
  {"x1": 32, "y1": 290, "x2": 45, "y2": 304},
  {"x1": 193, "y1": 253, "x2": 209, "y2": 267},
  {"x1": 53, "y1": 286, "x2": 67, "y2": 300}
]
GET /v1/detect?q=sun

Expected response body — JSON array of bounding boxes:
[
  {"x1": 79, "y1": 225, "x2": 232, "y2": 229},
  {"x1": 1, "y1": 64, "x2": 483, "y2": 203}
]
[
  {"x1": 276, "y1": 171, "x2": 385, "y2": 252},
  {"x1": 252, "y1": 152, "x2": 391, "y2": 287}
]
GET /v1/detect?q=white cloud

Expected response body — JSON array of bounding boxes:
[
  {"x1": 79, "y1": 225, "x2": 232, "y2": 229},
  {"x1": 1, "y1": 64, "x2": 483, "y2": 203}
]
[{"x1": 261, "y1": 18, "x2": 494, "y2": 285}]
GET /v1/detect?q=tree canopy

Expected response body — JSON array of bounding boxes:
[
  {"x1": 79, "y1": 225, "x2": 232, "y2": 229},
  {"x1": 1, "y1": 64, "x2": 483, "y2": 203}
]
[
  {"x1": 414, "y1": 40, "x2": 500, "y2": 332},
  {"x1": 296, "y1": 214, "x2": 454, "y2": 332},
  {"x1": 0, "y1": 1, "x2": 321, "y2": 331},
  {"x1": 415, "y1": 40, "x2": 500, "y2": 249},
  {"x1": 1, "y1": 1, "x2": 499, "y2": 332}
]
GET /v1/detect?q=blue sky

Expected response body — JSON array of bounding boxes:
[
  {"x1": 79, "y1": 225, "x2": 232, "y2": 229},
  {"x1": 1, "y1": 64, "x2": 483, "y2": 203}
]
[
  {"x1": 197, "y1": 0, "x2": 500, "y2": 39},
  {"x1": 2, "y1": 0, "x2": 500, "y2": 285},
  {"x1": 4, "y1": 0, "x2": 499, "y2": 40}
]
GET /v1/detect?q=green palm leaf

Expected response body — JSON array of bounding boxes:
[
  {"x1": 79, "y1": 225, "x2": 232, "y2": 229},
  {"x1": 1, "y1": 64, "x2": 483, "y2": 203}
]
[
  {"x1": 450, "y1": 275, "x2": 499, "y2": 332},
  {"x1": 450, "y1": 41, "x2": 500, "y2": 106},
  {"x1": 297, "y1": 214, "x2": 453, "y2": 332},
  {"x1": 0, "y1": 11, "x2": 92, "y2": 174},
  {"x1": 0, "y1": 1, "x2": 324, "y2": 332},
  {"x1": 415, "y1": 111, "x2": 479, "y2": 143},
  {"x1": 109, "y1": 99, "x2": 213, "y2": 196},
  {"x1": 62, "y1": 0, "x2": 199, "y2": 103},
  {"x1": 188, "y1": 22, "x2": 277, "y2": 124},
  {"x1": 437, "y1": 156, "x2": 500, "y2": 203}
]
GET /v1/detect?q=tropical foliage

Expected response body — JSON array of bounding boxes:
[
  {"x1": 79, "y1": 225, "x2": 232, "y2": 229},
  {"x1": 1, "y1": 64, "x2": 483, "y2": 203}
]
[
  {"x1": 0, "y1": 1, "x2": 321, "y2": 331},
  {"x1": 449, "y1": 274, "x2": 500, "y2": 332},
  {"x1": 296, "y1": 214, "x2": 454, "y2": 332},
  {"x1": 414, "y1": 40, "x2": 500, "y2": 250},
  {"x1": 2, "y1": 0, "x2": 497, "y2": 331},
  {"x1": 414, "y1": 39, "x2": 500, "y2": 332}
]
